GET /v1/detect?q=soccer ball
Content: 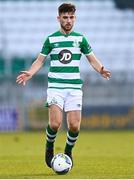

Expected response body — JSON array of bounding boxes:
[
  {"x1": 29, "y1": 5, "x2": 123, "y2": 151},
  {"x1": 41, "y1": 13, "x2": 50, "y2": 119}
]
[{"x1": 51, "y1": 153, "x2": 72, "y2": 175}]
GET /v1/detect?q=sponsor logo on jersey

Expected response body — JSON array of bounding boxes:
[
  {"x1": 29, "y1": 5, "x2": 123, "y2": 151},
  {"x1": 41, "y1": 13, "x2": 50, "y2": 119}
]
[{"x1": 58, "y1": 49, "x2": 72, "y2": 64}]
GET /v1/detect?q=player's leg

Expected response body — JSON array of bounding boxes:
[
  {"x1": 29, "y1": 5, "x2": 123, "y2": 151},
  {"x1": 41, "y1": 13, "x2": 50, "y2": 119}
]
[
  {"x1": 64, "y1": 110, "x2": 81, "y2": 160},
  {"x1": 45, "y1": 89, "x2": 64, "y2": 168},
  {"x1": 64, "y1": 89, "x2": 82, "y2": 162},
  {"x1": 45, "y1": 105, "x2": 63, "y2": 168}
]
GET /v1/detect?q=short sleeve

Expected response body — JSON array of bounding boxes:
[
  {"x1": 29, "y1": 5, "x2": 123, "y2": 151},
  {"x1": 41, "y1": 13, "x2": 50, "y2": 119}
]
[
  {"x1": 80, "y1": 36, "x2": 92, "y2": 55},
  {"x1": 40, "y1": 37, "x2": 52, "y2": 56}
]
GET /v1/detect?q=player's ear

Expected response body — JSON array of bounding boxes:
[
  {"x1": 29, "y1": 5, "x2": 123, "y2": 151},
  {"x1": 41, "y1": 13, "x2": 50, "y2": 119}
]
[{"x1": 57, "y1": 16, "x2": 60, "y2": 22}]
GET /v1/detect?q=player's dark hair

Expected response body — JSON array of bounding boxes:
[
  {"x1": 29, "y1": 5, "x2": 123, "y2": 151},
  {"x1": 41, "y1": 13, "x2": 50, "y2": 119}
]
[{"x1": 58, "y1": 3, "x2": 76, "y2": 15}]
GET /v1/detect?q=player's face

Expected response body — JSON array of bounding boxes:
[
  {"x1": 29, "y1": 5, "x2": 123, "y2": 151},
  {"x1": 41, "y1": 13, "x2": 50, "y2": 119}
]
[{"x1": 57, "y1": 12, "x2": 76, "y2": 33}]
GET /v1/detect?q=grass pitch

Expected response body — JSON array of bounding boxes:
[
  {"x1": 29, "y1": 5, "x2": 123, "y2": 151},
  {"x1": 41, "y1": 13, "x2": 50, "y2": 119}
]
[{"x1": 0, "y1": 130, "x2": 134, "y2": 179}]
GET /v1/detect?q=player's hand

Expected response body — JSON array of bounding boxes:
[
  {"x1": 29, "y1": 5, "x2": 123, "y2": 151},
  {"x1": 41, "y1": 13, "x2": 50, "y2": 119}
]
[
  {"x1": 16, "y1": 71, "x2": 32, "y2": 86},
  {"x1": 100, "y1": 66, "x2": 111, "y2": 80}
]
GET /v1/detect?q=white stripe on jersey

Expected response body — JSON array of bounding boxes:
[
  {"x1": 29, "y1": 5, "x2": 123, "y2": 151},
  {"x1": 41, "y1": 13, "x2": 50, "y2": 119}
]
[
  {"x1": 48, "y1": 72, "x2": 80, "y2": 79},
  {"x1": 50, "y1": 60, "x2": 80, "y2": 67},
  {"x1": 48, "y1": 82, "x2": 82, "y2": 88},
  {"x1": 49, "y1": 36, "x2": 83, "y2": 43}
]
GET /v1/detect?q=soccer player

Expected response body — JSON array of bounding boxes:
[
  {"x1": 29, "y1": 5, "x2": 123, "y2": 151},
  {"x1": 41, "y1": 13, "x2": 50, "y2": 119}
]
[{"x1": 16, "y1": 3, "x2": 111, "y2": 168}]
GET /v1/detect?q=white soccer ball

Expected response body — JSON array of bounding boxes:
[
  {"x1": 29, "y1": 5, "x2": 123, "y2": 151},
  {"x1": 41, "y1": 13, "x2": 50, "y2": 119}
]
[{"x1": 51, "y1": 153, "x2": 72, "y2": 174}]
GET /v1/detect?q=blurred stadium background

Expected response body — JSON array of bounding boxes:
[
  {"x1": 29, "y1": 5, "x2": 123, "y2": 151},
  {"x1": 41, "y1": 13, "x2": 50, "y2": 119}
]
[{"x1": 0, "y1": 0, "x2": 134, "y2": 131}]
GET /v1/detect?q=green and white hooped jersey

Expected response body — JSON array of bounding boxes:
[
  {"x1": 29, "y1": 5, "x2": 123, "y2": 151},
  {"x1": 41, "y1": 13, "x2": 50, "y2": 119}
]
[{"x1": 40, "y1": 31, "x2": 92, "y2": 90}]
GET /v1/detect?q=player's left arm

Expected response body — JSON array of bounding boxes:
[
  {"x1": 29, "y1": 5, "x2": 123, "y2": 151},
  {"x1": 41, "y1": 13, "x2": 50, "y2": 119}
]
[{"x1": 86, "y1": 52, "x2": 111, "y2": 80}]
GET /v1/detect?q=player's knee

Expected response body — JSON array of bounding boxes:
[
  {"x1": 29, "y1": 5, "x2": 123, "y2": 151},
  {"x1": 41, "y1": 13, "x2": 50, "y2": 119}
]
[
  {"x1": 68, "y1": 123, "x2": 80, "y2": 132},
  {"x1": 50, "y1": 121, "x2": 61, "y2": 131}
]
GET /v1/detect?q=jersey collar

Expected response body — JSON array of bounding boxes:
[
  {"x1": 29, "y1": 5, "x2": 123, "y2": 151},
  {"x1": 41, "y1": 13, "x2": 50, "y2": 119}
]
[{"x1": 59, "y1": 30, "x2": 74, "y2": 37}]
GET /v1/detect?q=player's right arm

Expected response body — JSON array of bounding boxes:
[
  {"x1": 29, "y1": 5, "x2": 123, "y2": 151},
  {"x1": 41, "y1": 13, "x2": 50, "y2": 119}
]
[
  {"x1": 16, "y1": 54, "x2": 47, "y2": 86},
  {"x1": 16, "y1": 36, "x2": 51, "y2": 86}
]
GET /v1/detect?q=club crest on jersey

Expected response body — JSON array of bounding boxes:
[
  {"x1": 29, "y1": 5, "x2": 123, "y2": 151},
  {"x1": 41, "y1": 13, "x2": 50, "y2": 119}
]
[
  {"x1": 73, "y1": 39, "x2": 80, "y2": 47},
  {"x1": 58, "y1": 49, "x2": 72, "y2": 64}
]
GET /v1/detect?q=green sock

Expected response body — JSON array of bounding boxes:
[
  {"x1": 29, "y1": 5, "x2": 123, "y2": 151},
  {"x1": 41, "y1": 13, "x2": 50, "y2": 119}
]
[
  {"x1": 46, "y1": 124, "x2": 57, "y2": 149},
  {"x1": 64, "y1": 130, "x2": 79, "y2": 154}
]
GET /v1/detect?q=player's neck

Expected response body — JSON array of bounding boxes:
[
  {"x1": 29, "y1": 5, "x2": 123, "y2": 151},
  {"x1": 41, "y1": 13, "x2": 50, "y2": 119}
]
[{"x1": 60, "y1": 28, "x2": 73, "y2": 35}]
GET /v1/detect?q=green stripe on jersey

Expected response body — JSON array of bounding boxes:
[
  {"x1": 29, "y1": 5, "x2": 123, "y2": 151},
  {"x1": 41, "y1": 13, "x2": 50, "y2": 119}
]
[
  {"x1": 48, "y1": 77, "x2": 83, "y2": 84},
  {"x1": 49, "y1": 67, "x2": 79, "y2": 73},
  {"x1": 50, "y1": 54, "x2": 81, "y2": 60}
]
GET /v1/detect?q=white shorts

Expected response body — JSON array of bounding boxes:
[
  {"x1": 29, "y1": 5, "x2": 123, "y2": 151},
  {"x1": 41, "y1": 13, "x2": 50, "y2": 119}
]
[{"x1": 46, "y1": 88, "x2": 83, "y2": 112}]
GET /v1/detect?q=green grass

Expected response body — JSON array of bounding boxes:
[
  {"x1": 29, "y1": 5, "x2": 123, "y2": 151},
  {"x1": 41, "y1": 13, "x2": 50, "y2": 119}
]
[{"x1": 0, "y1": 130, "x2": 134, "y2": 179}]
